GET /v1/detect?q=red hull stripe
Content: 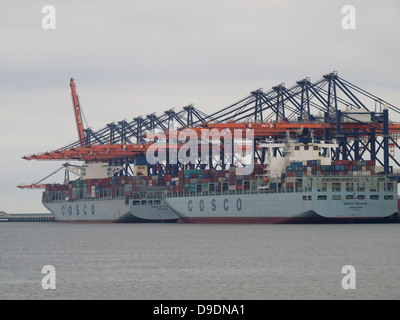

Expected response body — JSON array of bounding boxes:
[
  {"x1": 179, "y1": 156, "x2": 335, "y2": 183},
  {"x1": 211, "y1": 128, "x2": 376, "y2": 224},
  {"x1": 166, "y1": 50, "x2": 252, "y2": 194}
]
[
  {"x1": 55, "y1": 220, "x2": 118, "y2": 223},
  {"x1": 180, "y1": 216, "x2": 385, "y2": 224}
]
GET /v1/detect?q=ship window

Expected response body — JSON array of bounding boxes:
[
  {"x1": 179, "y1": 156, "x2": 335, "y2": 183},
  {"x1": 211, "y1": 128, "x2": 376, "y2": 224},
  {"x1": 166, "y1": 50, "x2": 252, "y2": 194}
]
[
  {"x1": 345, "y1": 183, "x2": 354, "y2": 192},
  {"x1": 308, "y1": 195, "x2": 312, "y2": 200},
  {"x1": 295, "y1": 146, "x2": 300, "y2": 150},
  {"x1": 369, "y1": 182, "x2": 379, "y2": 192},
  {"x1": 317, "y1": 182, "x2": 327, "y2": 192},
  {"x1": 141, "y1": 200, "x2": 147, "y2": 205},
  {"x1": 317, "y1": 195, "x2": 327, "y2": 200},
  {"x1": 384, "y1": 195, "x2": 393, "y2": 200},
  {"x1": 370, "y1": 195, "x2": 379, "y2": 200},
  {"x1": 332, "y1": 183, "x2": 341, "y2": 192},
  {"x1": 357, "y1": 183, "x2": 365, "y2": 192},
  {"x1": 385, "y1": 183, "x2": 394, "y2": 191},
  {"x1": 332, "y1": 195, "x2": 341, "y2": 200},
  {"x1": 346, "y1": 195, "x2": 354, "y2": 200},
  {"x1": 303, "y1": 195, "x2": 307, "y2": 200},
  {"x1": 313, "y1": 146, "x2": 319, "y2": 151},
  {"x1": 132, "y1": 200, "x2": 140, "y2": 206},
  {"x1": 304, "y1": 146, "x2": 309, "y2": 150},
  {"x1": 357, "y1": 195, "x2": 365, "y2": 200},
  {"x1": 154, "y1": 200, "x2": 161, "y2": 205},
  {"x1": 296, "y1": 179, "x2": 303, "y2": 188},
  {"x1": 148, "y1": 200, "x2": 153, "y2": 205}
]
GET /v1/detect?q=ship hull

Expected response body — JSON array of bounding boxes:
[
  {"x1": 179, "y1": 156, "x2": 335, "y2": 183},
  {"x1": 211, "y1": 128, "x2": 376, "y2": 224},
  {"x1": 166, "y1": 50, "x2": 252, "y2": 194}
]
[
  {"x1": 129, "y1": 198, "x2": 179, "y2": 223},
  {"x1": 43, "y1": 198, "x2": 134, "y2": 223},
  {"x1": 177, "y1": 215, "x2": 393, "y2": 224},
  {"x1": 165, "y1": 186, "x2": 398, "y2": 224},
  {"x1": 43, "y1": 197, "x2": 179, "y2": 223}
]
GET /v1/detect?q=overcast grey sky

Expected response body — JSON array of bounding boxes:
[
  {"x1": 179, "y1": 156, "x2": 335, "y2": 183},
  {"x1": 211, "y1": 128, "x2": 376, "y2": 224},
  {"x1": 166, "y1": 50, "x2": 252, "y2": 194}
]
[{"x1": 1, "y1": 0, "x2": 400, "y2": 213}]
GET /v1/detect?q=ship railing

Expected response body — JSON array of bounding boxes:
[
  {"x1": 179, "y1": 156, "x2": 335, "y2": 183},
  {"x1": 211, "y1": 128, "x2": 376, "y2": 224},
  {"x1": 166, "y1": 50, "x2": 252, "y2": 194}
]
[
  {"x1": 164, "y1": 186, "x2": 313, "y2": 198},
  {"x1": 43, "y1": 195, "x2": 126, "y2": 203}
]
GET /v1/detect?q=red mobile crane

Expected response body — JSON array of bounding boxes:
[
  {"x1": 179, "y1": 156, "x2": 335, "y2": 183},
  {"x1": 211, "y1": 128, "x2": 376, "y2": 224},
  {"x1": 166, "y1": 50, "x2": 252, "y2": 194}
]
[
  {"x1": 18, "y1": 79, "x2": 86, "y2": 189},
  {"x1": 70, "y1": 78, "x2": 85, "y2": 145}
]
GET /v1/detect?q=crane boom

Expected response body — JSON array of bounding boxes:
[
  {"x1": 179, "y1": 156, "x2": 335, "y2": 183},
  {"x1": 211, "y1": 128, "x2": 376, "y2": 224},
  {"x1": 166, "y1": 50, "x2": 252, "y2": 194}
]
[
  {"x1": 17, "y1": 164, "x2": 68, "y2": 189},
  {"x1": 70, "y1": 78, "x2": 85, "y2": 145}
]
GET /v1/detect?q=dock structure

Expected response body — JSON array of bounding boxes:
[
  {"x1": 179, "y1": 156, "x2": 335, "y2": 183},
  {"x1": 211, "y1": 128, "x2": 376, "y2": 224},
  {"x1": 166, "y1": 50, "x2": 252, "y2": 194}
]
[{"x1": 7, "y1": 213, "x2": 54, "y2": 222}]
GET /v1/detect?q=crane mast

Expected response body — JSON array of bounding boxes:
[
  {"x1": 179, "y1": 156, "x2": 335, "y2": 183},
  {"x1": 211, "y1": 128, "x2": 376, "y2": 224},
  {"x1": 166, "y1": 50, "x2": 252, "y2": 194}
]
[{"x1": 70, "y1": 78, "x2": 85, "y2": 145}]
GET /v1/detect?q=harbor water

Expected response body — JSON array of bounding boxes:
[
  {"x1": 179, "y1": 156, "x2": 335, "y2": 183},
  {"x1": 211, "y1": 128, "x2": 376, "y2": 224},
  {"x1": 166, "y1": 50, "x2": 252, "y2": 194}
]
[{"x1": 0, "y1": 222, "x2": 399, "y2": 300}]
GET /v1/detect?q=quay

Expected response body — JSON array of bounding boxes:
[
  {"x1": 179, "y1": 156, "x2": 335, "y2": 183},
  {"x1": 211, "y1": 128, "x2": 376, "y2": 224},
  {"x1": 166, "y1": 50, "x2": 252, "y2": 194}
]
[{"x1": 6, "y1": 213, "x2": 54, "y2": 222}]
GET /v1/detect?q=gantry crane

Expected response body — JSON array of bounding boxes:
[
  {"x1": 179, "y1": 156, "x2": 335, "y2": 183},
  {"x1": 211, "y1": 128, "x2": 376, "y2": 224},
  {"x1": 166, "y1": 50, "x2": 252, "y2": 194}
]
[{"x1": 22, "y1": 72, "x2": 400, "y2": 177}]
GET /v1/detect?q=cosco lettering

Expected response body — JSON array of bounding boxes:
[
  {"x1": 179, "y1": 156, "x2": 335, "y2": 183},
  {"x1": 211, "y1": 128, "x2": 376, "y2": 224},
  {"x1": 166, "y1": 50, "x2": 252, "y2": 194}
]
[
  {"x1": 199, "y1": 199, "x2": 204, "y2": 212},
  {"x1": 224, "y1": 199, "x2": 229, "y2": 211},
  {"x1": 237, "y1": 198, "x2": 242, "y2": 211},
  {"x1": 211, "y1": 199, "x2": 216, "y2": 211}
]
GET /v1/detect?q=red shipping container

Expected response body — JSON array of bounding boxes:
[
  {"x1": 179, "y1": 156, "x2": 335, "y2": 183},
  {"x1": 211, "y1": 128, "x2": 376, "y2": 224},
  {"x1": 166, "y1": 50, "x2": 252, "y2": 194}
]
[
  {"x1": 163, "y1": 175, "x2": 172, "y2": 181},
  {"x1": 286, "y1": 171, "x2": 295, "y2": 177}
]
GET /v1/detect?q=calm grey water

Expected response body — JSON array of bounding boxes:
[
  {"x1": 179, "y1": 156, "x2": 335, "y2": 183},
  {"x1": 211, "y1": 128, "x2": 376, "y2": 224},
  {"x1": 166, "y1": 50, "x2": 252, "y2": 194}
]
[{"x1": 0, "y1": 222, "x2": 399, "y2": 300}]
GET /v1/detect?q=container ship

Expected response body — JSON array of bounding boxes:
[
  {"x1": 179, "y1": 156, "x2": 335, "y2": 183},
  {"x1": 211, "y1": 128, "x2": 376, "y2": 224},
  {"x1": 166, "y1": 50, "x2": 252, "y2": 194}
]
[
  {"x1": 41, "y1": 138, "x2": 399, "y2": 223},
  {"x1": 42, "y1": 161, "x2": 179, "y2": 223},
  {"x1": 23, "y1": 75, "x2": 400, "y2": 223},
  {"x1": 164, "y1": 139, "x2": 399, "y2": 223}
]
